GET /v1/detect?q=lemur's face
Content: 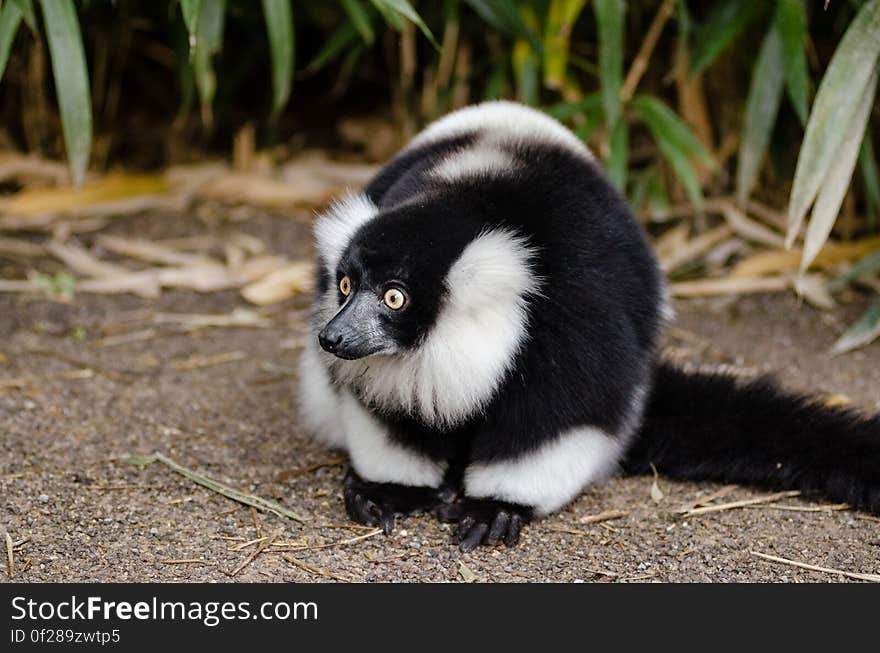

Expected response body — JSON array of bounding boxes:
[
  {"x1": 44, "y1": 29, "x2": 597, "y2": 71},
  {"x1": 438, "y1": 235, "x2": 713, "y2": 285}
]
[{"x1": 317, "y1": 212, "x2": 467, "y2": 360}]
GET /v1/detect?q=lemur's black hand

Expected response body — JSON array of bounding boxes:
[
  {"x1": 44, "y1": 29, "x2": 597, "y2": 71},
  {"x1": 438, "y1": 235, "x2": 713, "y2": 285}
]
[
  {"x1": 343, "y1": 467, "x2": 449, "y2": 535},
  {"x1": 435, "y1": 498, "x2": 533, "y2": 552}
]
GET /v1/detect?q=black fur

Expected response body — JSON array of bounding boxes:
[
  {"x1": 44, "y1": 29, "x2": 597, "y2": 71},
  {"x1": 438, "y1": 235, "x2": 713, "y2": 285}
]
[{"x1": 624, "y1": 363, "x2": 880, "y2": 513}]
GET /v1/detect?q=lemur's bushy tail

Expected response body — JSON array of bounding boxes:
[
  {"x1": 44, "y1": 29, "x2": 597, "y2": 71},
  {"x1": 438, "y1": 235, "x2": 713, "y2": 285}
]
[{"x1": 622, "y1": 362, "x2": 880, "y2": 514}]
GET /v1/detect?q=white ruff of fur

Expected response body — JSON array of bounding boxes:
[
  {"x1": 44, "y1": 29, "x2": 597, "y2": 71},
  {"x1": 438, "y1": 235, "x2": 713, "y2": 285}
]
[
  {"x1": 339, "y1": 391, "x2": 446, "y2": 487},
  {"x1": 314, "y1": 192, "x2": 378, "y2": 273},
  {"x1": 432, "y1": 144, "x2": 518, "y2": 182},
  {"x1": 331, "y1": 229, "x2": 541, "y2": 428},
  {"x1": 412, "y1": 100, "x2": 594, "y2": 161},
  {"x1": 297, "y1": 337, "x2": 346, "y2": 448},
  {"x1": 464, "y1": 427, "x2": 625, "y2": 515}
]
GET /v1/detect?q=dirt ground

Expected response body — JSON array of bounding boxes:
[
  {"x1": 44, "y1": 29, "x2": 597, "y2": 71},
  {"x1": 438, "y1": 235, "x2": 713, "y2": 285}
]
[{"x1": 1, "y1": 208, "x2": 879, "y2": 583}]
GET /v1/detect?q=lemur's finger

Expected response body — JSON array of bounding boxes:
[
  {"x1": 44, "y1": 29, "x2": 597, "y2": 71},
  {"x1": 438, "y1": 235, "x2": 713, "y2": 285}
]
[
  {"x1": 380, "y1": 509, "x2": 396, "y2": 535},
  {"x1": 459, "y1": 522, "x2": 489, "y2": 552},
  {"x1": 504, "y1": 513, "x2": 524, "y2": 547},
  {"x1": 454, "y1": 516, "x2": 476, "y2": 542},
  {"x1": 486, "y1": 511, "x2": 510, "y2": 546},
  {"x1": 349, "y1": 493, "x2": 379, "y2": 526}
]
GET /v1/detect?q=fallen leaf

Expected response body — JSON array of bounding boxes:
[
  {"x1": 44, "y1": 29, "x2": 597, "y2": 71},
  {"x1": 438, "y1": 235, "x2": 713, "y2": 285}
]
[
  {"x1": 0, "y1": 173, "x2": 167, "y2": 216},
  {"x1": 649, "y1": 463, "x2": 664, "y2": 503},
  {"x1": 731, "y1": 237, "x2": 880, "y2": 278},
  {"x1": 458, "y1": 560, "x2": 480, "y2": 583},
  {"x1": 793, "y1": 274, "x2": 835, "y2": 310},
  {"x1": 241, "y1": 261, "x2": 315, "y2": 305}
]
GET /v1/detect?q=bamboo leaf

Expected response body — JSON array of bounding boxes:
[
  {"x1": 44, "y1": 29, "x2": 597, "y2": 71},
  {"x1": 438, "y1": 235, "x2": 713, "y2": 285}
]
[
  {"x1": 192, "y1": 0, "x2": 226, "y2": 125},
  {"x1": 543, "y1": 92, "x2": 601, "y2": 121},
  {"x1": 859, "y1": 134, "x2": 880, "y2": 232},
  {"x1": 631, "y1": 94, "x2": 713, "y2": 165},
  {"x1": 633, "y1": 94, "x2": 709, "y2": 210},
  {"x1": 10, "y1": 0, "x2": 35, "y2": 33},
  {"x1": 800, "y1": 67, "x2": 878, "y2": 272},
  {"x1": 787, "y1": 0, "x2": 880, "y2": 247},
  {"x1": 690, "y1": 0, "x2": 765, "y2": 75},
  {"x1": 543, "y1": 0, "x2": 588, "y2": 90},
  {"x1": 775, "y1": 0, "x2": 809, "y2": 125},
  {"x1": 0, "y1": 1, "x2": 23, "y2": 83},
  {"x1": 483, "y1": 59, "x2": 509, "y2": 101},
  {"x1": 593, "y1": 0, "x2": 625, "y2": 128},
  {"x1": 39, "y1": 0, "x2": 92, "y2": 188},
  {"x1": 736, "y1": 27, "x2": 785, "y2": 204},
  {"x1": 179, "y1": 0, "x2": 201, "y2": 48},
  {"x1": 262, "y1": 0, "x2": 295, "y2": 117},
  {"x1": 305, "y1": 20, "x2": 358, "y2": 72},
  {"x1": 126, "y1": 452, "x2": 307, "y2": 522},
  {"x1": 463, "y1": 0, "x2": 542, "y2": 54},
  {"x1": 607, "y1": 118, "x2": 628, "y2": 191},
  {"x1": 371, "y1": 0, "x2": 438, "y2": 47},
  {"x1": 512, "y1": 38, "x2": 540, "y2": 105},
  {"x1": 341, "y1": 0, "x2": 374, "y2": 45},
  {"x1": 830, "y1": 251, "x2": 880, "y2": 290},
  {"x1": 831, "y1": 299, "x2": 880, "y2": 355}
]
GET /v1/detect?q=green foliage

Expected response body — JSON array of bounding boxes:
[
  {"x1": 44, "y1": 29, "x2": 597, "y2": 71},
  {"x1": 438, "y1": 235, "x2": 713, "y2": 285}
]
[
  {"x1": 860, "y1": 137, "x2": 880, "y2": 232},
  {"x1": 179, "y1": 0, "x2": 202, "y2": 44},
  {"x1": 0, "y1": 1, "x2": 25, "y2": 82},
  {"x1": 33, "y1": 271, "x2": 75, "y2": 301},
  {"x1": 689, "y1": 0, "x2": 766, "y2": 75},
  {"x1": 193, "y1": 0, "x2": 226, "y2": 125},
  {"x1": 341, "y1": 0, "x2": 375, "y2": 45},
  {"x1": 737, "y1": 27, "x2": 785, "y2": 204},
  {"x1": 262, "y1": 0, "x2": 295, "y2": 117},
  {"x1": 372, "y1": 0, "x2": 438, "y2": 47},
  {"x1": 11, "y1": 0, "x2": 37, "y2": 33},
  {"x1": 592, "y1": 0, "x2": 624, "y2": 128},
  {"x1": 632, "y1": 94, "x2": 713, "y2": 211},
  {"x1": 775, "y1": 0, "x2": 809, "y2": 125},
  {"x1": 39, "y1": 0, "x2": 92, "y2": 188},
  {"x1": 543, "y1": 0, "x2": 588, "y2": 90},
  {"x1": 786, "y1": 0, "x2": 880, "y2": 265},
  {"x1": 831, "y1": 299, "x2": 880, "y2": 355}
]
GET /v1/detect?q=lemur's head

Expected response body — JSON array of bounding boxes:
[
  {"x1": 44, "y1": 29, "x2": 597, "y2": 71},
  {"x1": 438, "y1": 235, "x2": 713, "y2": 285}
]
[
  {"x1": 317, "y1": 210, "x2": 453, "y2": 360},
  {"x1": 313, "y1": 192, "x2": 539, "y2": 363}
]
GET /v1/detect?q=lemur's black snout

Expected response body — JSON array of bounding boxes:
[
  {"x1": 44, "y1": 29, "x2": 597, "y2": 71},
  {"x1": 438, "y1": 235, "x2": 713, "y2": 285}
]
[{"x1": 318, "y1": 328, "x2": 344, "y2": 354}]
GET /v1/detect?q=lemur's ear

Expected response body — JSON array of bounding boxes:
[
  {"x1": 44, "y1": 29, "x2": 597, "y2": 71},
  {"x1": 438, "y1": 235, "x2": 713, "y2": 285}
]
[{"x1": 314, "y1": 193, "x2": 377, "y2": 274}]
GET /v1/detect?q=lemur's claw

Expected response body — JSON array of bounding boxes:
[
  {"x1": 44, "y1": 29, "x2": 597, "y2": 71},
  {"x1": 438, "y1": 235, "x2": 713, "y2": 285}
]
[
  {"x1": 436, "y1": 498, "x2": 531, "y2": 551},
  {"x1": 342, "y1": 467, "x2": 444, "y2": 534}
]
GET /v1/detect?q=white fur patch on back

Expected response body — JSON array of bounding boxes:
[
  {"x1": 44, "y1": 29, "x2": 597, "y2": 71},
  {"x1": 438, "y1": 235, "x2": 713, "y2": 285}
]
[
  {"x1": 330, "y1": 229, "x2": 540, "y2": 428},
  {"x1": 314, "y1": 192, "x2": 378, "y2": 273},
  {"x1": 412, "y1": 100, "x2": 593, "y2": 161},
  {"x1": 339, "y1": 391, "x2": 446, "y2": 487},
  {"x1": 464, "y1": 426, "x2": 625, "y2": 515},
  {"x1": 432, "y1": 145, "x2": 518, "y2": 182}
]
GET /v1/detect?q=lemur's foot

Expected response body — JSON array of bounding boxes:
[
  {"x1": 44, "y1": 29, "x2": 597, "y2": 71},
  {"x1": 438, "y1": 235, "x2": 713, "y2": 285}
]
[
  {"x1": 435, "y1": 498, "x2": 533, "y2": 552},
  {"x1": 343, "y1": 467, "x2": 447, "y2": 534}
]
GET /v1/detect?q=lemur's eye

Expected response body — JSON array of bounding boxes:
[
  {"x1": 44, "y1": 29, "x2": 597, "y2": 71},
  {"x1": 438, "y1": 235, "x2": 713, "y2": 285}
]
[
  {"x1": 339, "y1": 276, "x2": 351, "y2": 296},
  {"x1": 383, "y1": 287, "x2": 406, "y2": 310}
]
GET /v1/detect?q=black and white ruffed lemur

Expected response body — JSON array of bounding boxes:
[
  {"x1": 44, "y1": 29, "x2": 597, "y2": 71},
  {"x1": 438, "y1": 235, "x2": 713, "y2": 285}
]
[{"x1": 297, "y1": 101, "x2": 880, "y2": 552}]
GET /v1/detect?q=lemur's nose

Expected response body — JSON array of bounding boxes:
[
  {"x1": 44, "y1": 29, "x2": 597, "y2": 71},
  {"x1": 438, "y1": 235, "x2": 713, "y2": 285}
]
[{"x1": 318, "y1": 329, "x2": 344, "y2": 353}]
